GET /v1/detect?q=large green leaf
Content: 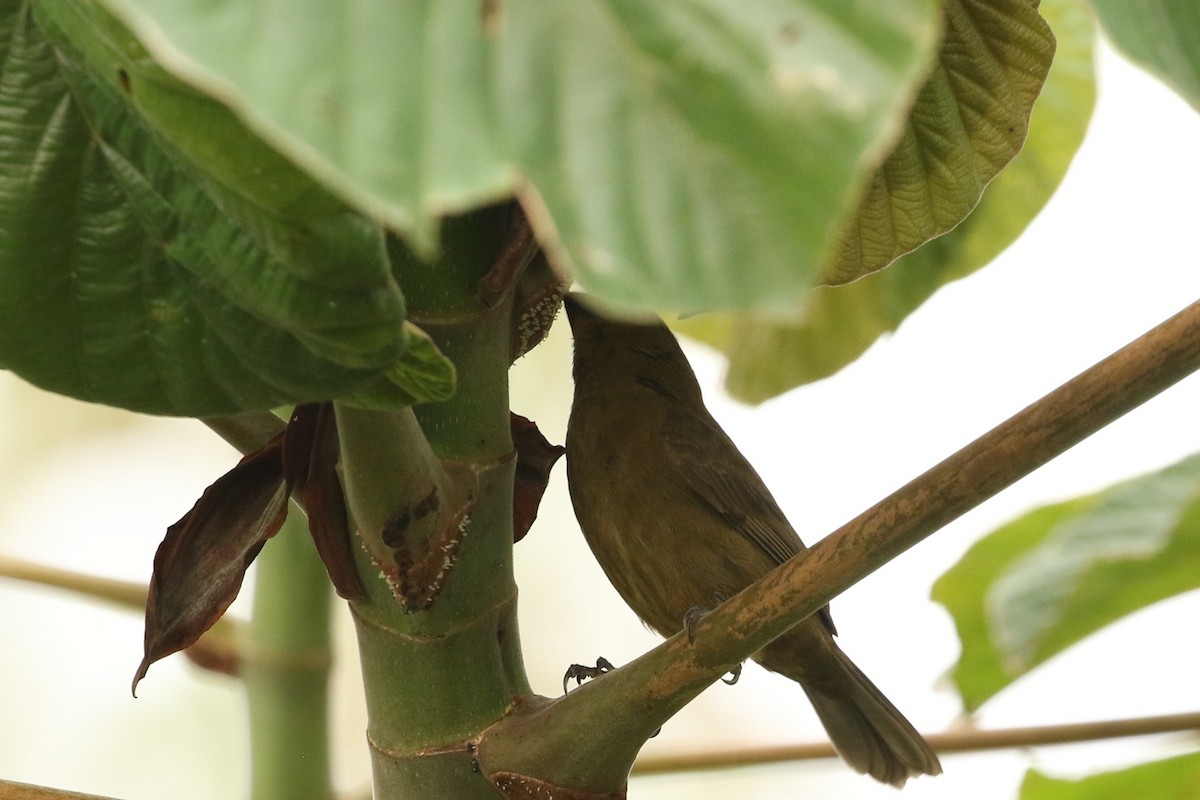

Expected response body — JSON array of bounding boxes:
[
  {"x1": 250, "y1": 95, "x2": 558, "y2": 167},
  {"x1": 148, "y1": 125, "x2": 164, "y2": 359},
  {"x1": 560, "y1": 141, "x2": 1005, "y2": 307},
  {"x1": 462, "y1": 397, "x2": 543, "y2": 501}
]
[
  {"x1": 824, "y1": 0, "x2": 1057, "y2": 284},
  {"x1": 0, "y1": 1, "x2": 431, "y2": 415},
  {"x1": 99, "y1": 0, "x2": 944, "y2": 312},
  {"x1": 679, "y1": 0, "x2": 1083, "y2": 402},
  {"x1": 1020, "y1": 753, "x2": 1200, "y2": 800},
  {"x1": 1088, "y1": 0, "x2": 1200, "y2": 110},
  {"x1": 932, "y1": 453, "x2": 1200, "y2": 711}
]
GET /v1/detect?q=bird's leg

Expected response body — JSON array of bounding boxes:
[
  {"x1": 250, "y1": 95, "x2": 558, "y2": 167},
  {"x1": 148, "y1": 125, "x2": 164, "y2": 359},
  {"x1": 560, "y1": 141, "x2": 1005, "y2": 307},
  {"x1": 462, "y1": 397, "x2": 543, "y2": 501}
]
[
  {"x1": 562, "y1": 656, "x2": 616, "y2": 694},
  {"x1": 561, "y1": 657, "x2": 661, "y2": 738},
  {"x1": 683, "y1": 596, "x2": 743, "y2": 685}
]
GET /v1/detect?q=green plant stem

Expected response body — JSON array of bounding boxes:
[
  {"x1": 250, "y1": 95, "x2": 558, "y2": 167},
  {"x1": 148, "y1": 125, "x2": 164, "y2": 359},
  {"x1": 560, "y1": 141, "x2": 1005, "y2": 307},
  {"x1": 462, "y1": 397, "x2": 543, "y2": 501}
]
[
  {"x1": 241, "y1": 510, "x2": 335, "y2": 800},
  {"x1": 340, "y1": 207, "x2": 529, "y2": 799}
]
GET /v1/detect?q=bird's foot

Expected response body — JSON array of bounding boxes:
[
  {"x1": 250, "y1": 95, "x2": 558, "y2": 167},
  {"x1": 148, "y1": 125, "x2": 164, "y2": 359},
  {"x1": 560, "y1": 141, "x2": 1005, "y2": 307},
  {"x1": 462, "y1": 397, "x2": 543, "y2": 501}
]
[
  {"x1": 683, "y1": 593, "x2": 729, "y2": 643},
  {"x1": 721, "y1": 663, "x2": 743, "y2": 686},
  {"x1": 682, "y1": 598, "x2": 741, "y2": 684},
  {"x1": 682, "y1": 605, "x2": 710, "y2": 643},
  {"x1": 562, "y1": 656, "x2": 616, "y2": 694}
]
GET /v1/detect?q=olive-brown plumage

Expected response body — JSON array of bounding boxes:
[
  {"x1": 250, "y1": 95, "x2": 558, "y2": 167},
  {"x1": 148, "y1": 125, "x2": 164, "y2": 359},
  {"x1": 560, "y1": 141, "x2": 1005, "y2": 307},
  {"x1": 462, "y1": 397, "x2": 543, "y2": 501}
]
[{"x1": 563, "y1": 295, "x2": 941, "y2": 788}]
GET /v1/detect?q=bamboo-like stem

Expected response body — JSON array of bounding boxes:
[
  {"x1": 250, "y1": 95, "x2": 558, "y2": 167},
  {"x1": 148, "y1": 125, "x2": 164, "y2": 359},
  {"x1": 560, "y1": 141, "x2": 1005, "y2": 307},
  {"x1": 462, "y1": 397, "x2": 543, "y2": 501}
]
[
  {"x1": 477, "y1": 299, "x2": 1200, "y2": 792},
  {"x1": 632, "y1": 711, "x2": 1200, "y2": 774},
  {"x1": 241, "y1": 510, "x2": 336, "y2": 800},
  {"x1": 341, "y1": 207, "x2": 529, "y2": 799}
]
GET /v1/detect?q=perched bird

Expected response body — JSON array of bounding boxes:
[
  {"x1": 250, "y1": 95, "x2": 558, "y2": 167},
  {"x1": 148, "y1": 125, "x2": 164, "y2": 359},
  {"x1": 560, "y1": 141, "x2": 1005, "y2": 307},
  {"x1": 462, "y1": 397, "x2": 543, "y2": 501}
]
[{"x1": 563, "y1": 294, "x2": 941, "y2": 788}]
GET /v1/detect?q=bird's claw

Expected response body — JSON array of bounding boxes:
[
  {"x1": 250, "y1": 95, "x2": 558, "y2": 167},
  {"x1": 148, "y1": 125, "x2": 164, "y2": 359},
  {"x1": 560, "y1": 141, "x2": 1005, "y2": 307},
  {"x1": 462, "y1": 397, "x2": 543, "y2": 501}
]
[
  {"x1": 721, "y1": 663, "x2": 743, "y2": 685},
  {"x1": 562, "y1": 656, "x2": 616, "y2": 694},
  {"x1": 683, "y1": 605, "x2": 709, "y2": 644}
]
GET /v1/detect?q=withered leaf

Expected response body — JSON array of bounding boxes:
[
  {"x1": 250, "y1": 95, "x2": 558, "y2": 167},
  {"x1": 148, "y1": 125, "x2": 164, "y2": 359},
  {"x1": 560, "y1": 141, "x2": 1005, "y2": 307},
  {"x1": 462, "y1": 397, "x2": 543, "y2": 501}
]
[
  {"x1": 301, "y1": 403, "x2": 367, "y2": 599},
  {"x1": 511, "y1": 413, "x2": 565, "y2": 543},
  {"x1": 282, "y1": 402, "x2": 321, "y2": 487},
  {"x1": 134, "y1": 433, "x2": 288, "y2": 694},
  {"x1": 478, "y1": 202, "x2": 538, "y2": 310}
]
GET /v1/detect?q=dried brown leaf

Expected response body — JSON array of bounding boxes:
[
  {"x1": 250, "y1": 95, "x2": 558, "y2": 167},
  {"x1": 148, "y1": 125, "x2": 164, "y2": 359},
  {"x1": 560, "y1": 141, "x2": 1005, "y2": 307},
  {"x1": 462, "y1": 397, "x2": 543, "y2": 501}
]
[
  {"x1": 511, "y1": 413, "x2": 565, "y2": 543},
  {"x1": 478, "y1": 202, "x2": 538, "y2": 309},
  {"x1": 282, "y1": 403, "x2": 321, "y2": 487},
  {"x1": 302, "y1": 403, "x2": 367, "y2": 599},
  {"x1": 133, "y1": 434, "x2": 288, "y2": 694}
]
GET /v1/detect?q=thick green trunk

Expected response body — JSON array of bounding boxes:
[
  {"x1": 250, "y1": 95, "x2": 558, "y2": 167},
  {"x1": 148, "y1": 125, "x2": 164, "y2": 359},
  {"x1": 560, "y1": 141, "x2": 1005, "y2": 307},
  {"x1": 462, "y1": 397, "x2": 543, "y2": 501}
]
[{"x1": 338, "y1": 208, "x2": 532, "y2": 798}]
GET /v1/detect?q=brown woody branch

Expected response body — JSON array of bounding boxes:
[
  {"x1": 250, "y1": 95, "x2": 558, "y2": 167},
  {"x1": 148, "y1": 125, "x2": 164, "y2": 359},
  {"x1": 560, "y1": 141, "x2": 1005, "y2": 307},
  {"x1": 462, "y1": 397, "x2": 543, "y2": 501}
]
[
  {"x1": 0, "y1": 779, "x2": 123, "y2": 799},
  {"x1": 633, "y1": 710, "x2": 1200, "y2": 774}
]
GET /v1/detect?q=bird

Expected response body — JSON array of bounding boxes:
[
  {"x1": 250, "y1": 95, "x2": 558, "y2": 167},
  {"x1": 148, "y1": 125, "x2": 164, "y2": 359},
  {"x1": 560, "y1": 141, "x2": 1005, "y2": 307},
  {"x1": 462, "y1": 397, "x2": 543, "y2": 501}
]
[{"x1": 562, "y1": 293, "x2": 941, "y2": 787}]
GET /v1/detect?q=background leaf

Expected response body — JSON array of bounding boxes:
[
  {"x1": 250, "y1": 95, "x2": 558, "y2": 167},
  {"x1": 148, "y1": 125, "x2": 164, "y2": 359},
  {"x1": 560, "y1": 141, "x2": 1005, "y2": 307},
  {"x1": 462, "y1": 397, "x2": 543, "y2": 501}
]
[
  {"x1": 1088, "y1": 0, "x2": 1200, "y2": 110},
  {"x1": 0, "y1": 2, "x2": 422, "y2": 415},
  {"x1": 825, "y1": 0, "x2": 1058, "y2": 284},
  {"x1": 679, "y1": 0, "x2": 1088, "y2": 402},
  {"x1": 101, "y1": 0, "x2": 945, "y2": 312},
  {"x1": 933, "y1": 452, "x2": 1200, "y2": 711},
  {"x1": 1020, "y1": 752, "x2": 1200, "y2": 800}
]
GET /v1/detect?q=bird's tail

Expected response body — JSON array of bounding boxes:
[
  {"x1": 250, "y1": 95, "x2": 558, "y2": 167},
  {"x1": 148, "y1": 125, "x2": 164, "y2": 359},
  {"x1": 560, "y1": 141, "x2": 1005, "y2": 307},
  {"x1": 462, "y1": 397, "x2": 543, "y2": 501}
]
[{"x1": 760, "y1": 632, "x2": 942, "y2": 787}]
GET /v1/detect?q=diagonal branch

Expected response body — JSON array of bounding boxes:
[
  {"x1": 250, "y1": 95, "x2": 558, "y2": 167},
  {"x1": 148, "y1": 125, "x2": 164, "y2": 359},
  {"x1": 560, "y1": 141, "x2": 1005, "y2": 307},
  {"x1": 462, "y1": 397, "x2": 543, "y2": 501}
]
[
  {"x1": 477, "y1": 299, "x2": 1200, "y2": 795},
  {"x1": 201, "y1": 411, "x2": 286, "y2": 454},
  {"x1": 632, "y1": 710, "x2": 1200, "y2": 774},
  {"x1": 0, "y1": 778, "x2": 124, "y2": 799}
]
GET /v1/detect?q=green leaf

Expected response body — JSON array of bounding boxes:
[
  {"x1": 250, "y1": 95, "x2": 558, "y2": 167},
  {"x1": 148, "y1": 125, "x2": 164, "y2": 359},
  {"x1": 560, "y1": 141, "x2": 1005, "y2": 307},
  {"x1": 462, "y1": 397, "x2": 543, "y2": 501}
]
[
  {"x1": 825, "y1": 0, "x2": 1057, "y2": 284},
  {"x1": 100, "y1": 0, "x2": 515, "y2": 253},
  {"x1": 0, "y1": 1, "x2": 417, "y2": 415},
  {"x1": 679, "y1": 0, "x2": 1083, "y2": 402},
  {"x1": 98, "y1": 0, "x2": 944, "y2": 312},
  {"x1": 1020, "y1": 752, "x2": 1200, "y2": 800},
  {"x1": 349, "y1": 323, "x2": 457, "y2": 409},
  {"x1": 502, "y1": 1, "x2": 944, "y2": 311},
  {"x1": 1088, "y1": 0, "x2": 1200, "y2": 110},
  {"x1": 933, "y1": 453, "x2": 1200, "y2": 711}
]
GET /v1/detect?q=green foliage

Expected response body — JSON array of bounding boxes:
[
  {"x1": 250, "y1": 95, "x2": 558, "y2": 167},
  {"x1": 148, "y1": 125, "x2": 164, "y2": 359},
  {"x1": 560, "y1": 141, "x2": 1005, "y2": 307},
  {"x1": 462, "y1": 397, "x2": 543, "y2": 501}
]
[
  {"x1": 679, "y1": 0, "x2": 1091, "y2": 401},
  {"x1": 1020, "y1": 752, "x2": 1200, "y2": 800},
  {"x1": 0, "y1": 2, "x2": 427, "y2": 415},
  {"x1": 100, "y1": 0, "x2": 946, "y2": 312},
  {"x1": 4, "y1": 0, "x2": 1200, "y2": 797},
  {"x1": 823, "y1": 0, "x2": 1058, "y2": 284},
  {"x1": 934, "y1": 453, "x2": 1200, "y2": 711},
  {"x1": 1088, "y1": 0, "x2": 1200, "y2": 110},
  {"x1": 348, "y1": 324, "x2": 457, "y2": 409}
]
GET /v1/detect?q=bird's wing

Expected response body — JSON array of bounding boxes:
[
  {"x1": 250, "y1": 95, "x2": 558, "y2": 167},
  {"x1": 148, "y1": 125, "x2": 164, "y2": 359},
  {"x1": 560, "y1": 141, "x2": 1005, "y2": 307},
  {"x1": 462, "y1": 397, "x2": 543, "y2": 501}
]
[{"x1": 661, "y1": 407, "x2": 838, "y2": 635}]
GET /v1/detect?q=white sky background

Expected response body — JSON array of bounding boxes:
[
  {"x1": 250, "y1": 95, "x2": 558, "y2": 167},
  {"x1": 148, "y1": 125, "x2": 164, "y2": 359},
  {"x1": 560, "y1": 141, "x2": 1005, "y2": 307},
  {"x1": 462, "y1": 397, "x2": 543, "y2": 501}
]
[{"x1": 1, "y1": 34, "x2": 1200, "y2": 800}]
